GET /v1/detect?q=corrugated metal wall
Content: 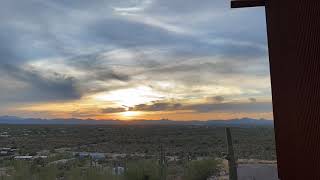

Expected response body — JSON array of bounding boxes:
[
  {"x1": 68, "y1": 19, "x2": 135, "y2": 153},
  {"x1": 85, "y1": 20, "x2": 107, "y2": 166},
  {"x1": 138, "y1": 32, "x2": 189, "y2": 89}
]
[{"x1": 266, "y1": 1, "x2": 320, "y2": 179}]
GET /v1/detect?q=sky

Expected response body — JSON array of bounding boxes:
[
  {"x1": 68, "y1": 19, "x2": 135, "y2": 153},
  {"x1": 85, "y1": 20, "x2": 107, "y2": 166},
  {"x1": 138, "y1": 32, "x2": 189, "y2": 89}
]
[{"x1": 0, "y1": 0, "x2": 273, "y2": 121}]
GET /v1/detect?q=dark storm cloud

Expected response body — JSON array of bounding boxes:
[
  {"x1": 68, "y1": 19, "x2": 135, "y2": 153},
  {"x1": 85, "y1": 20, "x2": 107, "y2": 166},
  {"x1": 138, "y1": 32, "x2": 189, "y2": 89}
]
[
  {"x1": 0, "y1": 64, "x2": 81, "y2": 102},
  {"x1": 66, "y1": 53, "x2": 132, "y2": 82}
]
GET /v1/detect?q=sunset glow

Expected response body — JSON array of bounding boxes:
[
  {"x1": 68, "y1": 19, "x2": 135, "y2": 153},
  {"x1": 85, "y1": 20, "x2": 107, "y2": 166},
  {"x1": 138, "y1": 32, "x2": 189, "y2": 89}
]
[
  {"x1": 93, "y1": 86, "x2": 164, "y2": 107},
  {"x1": 0, "y1": 0, "x2": 272, "y2": 121},
  {"x1": 120, "y1": 111, "x2": 141, "y2": 119}
]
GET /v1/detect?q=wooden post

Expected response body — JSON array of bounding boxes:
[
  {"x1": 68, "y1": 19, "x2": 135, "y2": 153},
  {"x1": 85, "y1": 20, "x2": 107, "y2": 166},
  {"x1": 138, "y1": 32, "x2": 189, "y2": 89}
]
[{"x1": 226, "y1": 128, "x2": 238, "y2": 180}]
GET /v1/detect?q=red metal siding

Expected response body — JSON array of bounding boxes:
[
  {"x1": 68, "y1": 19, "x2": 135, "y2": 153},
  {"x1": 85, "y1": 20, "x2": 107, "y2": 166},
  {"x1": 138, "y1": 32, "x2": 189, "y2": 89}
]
[{"x1": 266, "y1": 0, "x2": 320, "y2": 179}]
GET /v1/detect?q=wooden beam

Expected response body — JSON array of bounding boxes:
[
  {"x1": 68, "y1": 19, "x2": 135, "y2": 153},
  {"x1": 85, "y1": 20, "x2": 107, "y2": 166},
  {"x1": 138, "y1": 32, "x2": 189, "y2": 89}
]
[{"x1": 231, "y1": 0, "x2": 265, "y2": 8}]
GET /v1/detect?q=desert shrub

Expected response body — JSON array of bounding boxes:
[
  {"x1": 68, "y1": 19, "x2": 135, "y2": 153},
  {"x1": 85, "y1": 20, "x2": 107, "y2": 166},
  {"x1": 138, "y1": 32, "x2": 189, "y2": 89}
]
[
  {"x1": 183, "y1": 159, "x2": 220, "y2": 180},
  {"x1": 125, "y1": 160, "x2": 165, "y2": 180}
]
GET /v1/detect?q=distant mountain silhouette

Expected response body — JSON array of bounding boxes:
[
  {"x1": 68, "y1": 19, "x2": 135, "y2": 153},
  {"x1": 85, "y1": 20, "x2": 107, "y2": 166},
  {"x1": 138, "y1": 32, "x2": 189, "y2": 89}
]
[{"x1": 0, "y1": 116, "x2": 273, "y2": 126}]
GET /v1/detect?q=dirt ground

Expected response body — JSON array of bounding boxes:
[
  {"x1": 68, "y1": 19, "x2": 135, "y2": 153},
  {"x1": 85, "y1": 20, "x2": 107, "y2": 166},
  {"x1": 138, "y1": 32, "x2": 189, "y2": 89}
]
[
  {"x1": 215, "y1": 159, "x2": 278, "y2": 180},
  {"x1": 237, "y1": 163, "x2": 278, "y2": 180}
]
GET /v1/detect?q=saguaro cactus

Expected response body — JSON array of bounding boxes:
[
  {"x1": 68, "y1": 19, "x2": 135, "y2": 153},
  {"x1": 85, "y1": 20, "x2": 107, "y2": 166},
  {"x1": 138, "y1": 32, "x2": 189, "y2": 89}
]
[
  {"x1": 226, "y1": 127, "x2": 238, "y2": 180},
  {"x1": 159, "y1": 144, "x2": 166, "y2": 180}
]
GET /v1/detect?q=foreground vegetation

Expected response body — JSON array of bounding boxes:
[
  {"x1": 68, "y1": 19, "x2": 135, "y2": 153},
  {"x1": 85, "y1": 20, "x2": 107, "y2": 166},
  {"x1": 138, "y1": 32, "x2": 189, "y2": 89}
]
[
  {"x1": 0, "y1": 158, "x2": 220, "y2": 180},
  {"x1": 0, "y1": 125, "x2": 276, "y2": 160},
  {"x1": 0, "y1": 125, "x2": 276, "y2": 179}
]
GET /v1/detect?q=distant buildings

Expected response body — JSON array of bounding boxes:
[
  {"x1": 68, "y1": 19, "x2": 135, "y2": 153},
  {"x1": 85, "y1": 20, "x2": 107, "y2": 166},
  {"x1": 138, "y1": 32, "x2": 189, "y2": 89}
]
[
  {"x1": 0, "y1": 151, "x2": 8, "y2": 156},
  {"x1": 14, "y1": 156, "x2": 33, "y2": 160},
  {"x1": 48, "y1": 158, "x2": 75, "y2": 165},
  {"x1": 0, "y1": 132, "x2": 9, "y2": 137},
  {"x1": 73, "y1": 152, "x2": 106, "y2": 161},
  {"x1": 14, "y1": 155, "x2": 48, "y2": 160},
  {"x1": 0, "y1": 147, "x2": 51, "y2": 160},
  {"x1": 0, "y1": 147, "x2": 18, "y2": 156}
]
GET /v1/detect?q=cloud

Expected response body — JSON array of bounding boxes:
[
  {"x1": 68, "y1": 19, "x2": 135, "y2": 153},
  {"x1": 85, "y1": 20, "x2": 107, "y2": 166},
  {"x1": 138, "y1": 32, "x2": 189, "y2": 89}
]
[
  {"x1": 112, "y1": 13, "x2": 191, "y2": 35},
  {"x1": 112, "y1": 0, "x2": 153, "y2": 13},
  {"x1": 0, "y1": 63, "x2": 81, "y2": 102},
  {"x1": 188, "y1": 102, "x2": 272, "y2": 113},
  {"x1": 128, "y1": 101, "x2": 272, "y2": 113},
  {"x1": 146, "y1": 0, "x2": 226, "y2": 17},
  {"x1": 211, "y1": 96, "x2": 225, "y2": 103},
  {"x1": 87, "y1": 17, "x2": 187, "y2": 48},
  {"x1": 0, "y1": 0, "x2": 271, "y2": 119},
  {"x1": 101, "y1": 107, "x2": 127, "y2": 114},
  {"x1": 249, "y1": 97, "x2": 257, "y2": 102},
  {"x1": 65, "y1": 53, "x2": 132, "y2": 83},
  {"x1": 92, "y1": 70, "x2": 130, "y2": 82},
  {"x1": 0, "y1": 0, "x2": 268, "y2": 61},
  {"x1": 129, "y1": 103, "x2": 183, "y2": 111}
]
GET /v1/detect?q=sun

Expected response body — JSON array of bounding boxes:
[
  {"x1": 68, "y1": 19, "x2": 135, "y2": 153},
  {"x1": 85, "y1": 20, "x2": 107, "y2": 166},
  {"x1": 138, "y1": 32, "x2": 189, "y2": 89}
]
[
  {"x1": 120, "y1": 111, "x2": 140, "y2": 118},
  {"x1": 93, "y1": 86, "x2": 163, "y2": 107}
]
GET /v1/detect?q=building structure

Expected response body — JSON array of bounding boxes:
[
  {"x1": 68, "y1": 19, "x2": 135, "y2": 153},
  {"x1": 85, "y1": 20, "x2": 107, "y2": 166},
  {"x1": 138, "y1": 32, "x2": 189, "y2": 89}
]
[{"x1": 231, "y1": 0, "x2": 320, "y2": 179}]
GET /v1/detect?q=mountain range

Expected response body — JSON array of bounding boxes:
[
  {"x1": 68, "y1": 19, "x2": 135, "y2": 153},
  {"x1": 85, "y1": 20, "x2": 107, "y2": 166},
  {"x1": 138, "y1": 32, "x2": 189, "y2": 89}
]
[{"x1": 0, "y1": 116, "x2": 273, "y2": 126}]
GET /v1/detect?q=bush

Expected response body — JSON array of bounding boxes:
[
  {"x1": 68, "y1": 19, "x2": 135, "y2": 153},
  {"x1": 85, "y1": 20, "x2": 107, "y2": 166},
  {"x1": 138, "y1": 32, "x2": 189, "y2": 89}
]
[
  {"x1": 5, "y1": 161, "x2": 121, "y2": 180},
  {"x1": 183, "y1": 159, "x2": 220, "y2": 180},
  {"x1": 65, "y1": 167, "x2": 120, "y2": 180},
  {"x1": 125, "y1": 160, "x2": 165, "y2": 180}
]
